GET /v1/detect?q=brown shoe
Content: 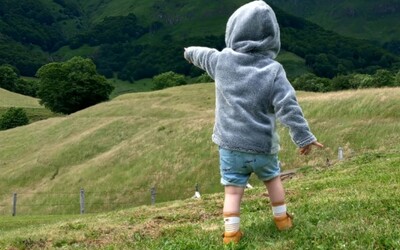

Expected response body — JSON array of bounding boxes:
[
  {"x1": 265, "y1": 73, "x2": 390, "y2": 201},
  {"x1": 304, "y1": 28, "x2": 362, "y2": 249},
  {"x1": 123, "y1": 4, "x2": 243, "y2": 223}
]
[
  {"x1": 274, "y1": 212, "x2": 293, "y2": 231},
  {"x1": 223, "y1": 231, "x2": 243, "y2": 244}
]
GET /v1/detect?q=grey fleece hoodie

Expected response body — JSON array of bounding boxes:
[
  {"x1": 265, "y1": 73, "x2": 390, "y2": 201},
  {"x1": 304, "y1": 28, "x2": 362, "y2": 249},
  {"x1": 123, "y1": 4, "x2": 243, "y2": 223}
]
[{"x1": 184, "y1": 0, "x2": 316, "y2": 154}]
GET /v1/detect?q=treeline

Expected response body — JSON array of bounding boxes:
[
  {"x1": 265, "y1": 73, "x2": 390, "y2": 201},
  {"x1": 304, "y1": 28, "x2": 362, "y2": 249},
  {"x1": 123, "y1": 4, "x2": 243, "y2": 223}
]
[
  {"x1": 0, "y1": 0, "x2": 68, "y2": 76},
  {"x1": 0, "y1": 0, "x2": 65, "y2": 51},
  {"x1": 292, "y1": 69, "x2": 400, "y2": 92},
  {"x1": 0, "y1": 37, "x2": 48, "y2": 76},
  {"x1": 274, "y1": 6, "x2": 399, "y2": 78},
  {"x1": 0, "y1": 0, "x2": 399, "y2": 84},
  {"x1": 80, "y1": 6, "x2": 399, "y2": 81},
  {"x1": 93, "y1": 35, "x2": 225, "y2": 81}
]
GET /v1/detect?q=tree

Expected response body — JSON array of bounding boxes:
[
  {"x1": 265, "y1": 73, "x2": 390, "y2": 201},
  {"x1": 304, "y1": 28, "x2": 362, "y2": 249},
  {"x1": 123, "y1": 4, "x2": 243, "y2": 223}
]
[
  {"x1": 0, "y1": 64, "x2": 18, "y2": 91},
  {"x1": 0, "y1": 107, "x2": 29, "y2": 130},
  {"x1": 152, "y1": 71, "x2": 187, "y2": 90},
  {"x1": 36, "y1": 57, "x2": 114, "y2": 114}
]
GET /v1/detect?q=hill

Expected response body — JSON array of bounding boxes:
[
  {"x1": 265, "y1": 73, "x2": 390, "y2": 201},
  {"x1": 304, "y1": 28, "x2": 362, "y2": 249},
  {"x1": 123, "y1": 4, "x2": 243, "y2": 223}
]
[
  {"x1": 0, "y1": 84, "x2": 399, "y2": 216},
  {"x1": 0, "y1": 88, "x2": 57, "y2": 123},
  {"x1": 267, "y1": 0, "x2": 400, "y2": 44},
  {"x1": 0, "y1": 88, "x2": 41, "y2": 108},
  {"x1": 0, "y1": 0, "x2": 397, "y2": 81},
  {"x1": 0, "y1": 147, "x2": 399, "y2": 249}
]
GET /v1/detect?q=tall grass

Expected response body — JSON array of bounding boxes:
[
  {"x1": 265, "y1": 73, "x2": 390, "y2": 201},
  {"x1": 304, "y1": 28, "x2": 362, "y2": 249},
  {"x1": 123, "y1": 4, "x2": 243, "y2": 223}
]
[{"x1": 0, "y1": 85, "x2": 399, "y2": 215}]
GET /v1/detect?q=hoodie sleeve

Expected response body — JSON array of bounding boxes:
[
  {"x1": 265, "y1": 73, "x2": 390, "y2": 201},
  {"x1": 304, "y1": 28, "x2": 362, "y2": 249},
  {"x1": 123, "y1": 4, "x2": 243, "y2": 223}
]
[
  {"x1": 271, "y1": 66, "x2": 317, "y2": 148},
  {"x1": 184, "y1": 46, "x2": 220, "y2": 79}
]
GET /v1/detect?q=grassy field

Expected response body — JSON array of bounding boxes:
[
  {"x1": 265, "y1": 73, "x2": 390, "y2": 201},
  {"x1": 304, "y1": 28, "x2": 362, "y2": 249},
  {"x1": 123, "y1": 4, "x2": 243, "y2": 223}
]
[
  {"x1": 0, "y1": 85, "x2": 399, "y2": 218},
  {"x1": 109, "y1": 78, "x2": 155, "y2": 98},
  {"x1": 0, "y1": 149, "x2": 399, "y2": 249},
  {"x1": 0, "y1": 88, "x2": 58, "y2": 123}
]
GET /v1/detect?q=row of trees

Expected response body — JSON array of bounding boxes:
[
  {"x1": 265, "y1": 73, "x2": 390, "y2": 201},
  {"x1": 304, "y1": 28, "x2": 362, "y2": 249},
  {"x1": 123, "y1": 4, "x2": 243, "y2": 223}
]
[
  {"x1": 152, "y1": 69, "x2": 400, "y2": 93},
  {"x1": 1, "y1": 0, "x2": 398, "y2": 81},
  {"x1": 0, "y1": 65, "x2": 38, "y2": 97},
  {"x1": 292, "y1": 70, "x2": 400, "y2": 92}
]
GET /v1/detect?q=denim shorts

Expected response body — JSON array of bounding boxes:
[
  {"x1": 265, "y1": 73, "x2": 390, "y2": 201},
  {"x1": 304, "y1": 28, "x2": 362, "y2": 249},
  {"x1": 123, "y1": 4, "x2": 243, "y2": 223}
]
[{"x1": 219, "y1": 147, "x2": 280, "y2": 187}]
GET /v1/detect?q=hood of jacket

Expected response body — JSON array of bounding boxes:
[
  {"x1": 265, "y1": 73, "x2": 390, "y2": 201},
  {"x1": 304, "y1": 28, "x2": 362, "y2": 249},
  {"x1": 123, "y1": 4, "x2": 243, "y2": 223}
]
[{"x1": 225, "y1": 0, "x2": 280, "y2": 59}]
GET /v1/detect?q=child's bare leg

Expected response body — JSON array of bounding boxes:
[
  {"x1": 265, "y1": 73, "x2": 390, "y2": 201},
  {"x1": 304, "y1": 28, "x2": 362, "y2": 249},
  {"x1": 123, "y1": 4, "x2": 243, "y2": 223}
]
[
  {"x1": 264, "y1": 176, "x2": 285, "y2": 204},
  {"x1": 223, "y1": 185, "x2": 244, "y2": 237},
  {"x1": 223, "y1": 185, "x2": 244, "y2": 214},
  {"x1": 264, "y1": 176, "x2": 293, "y2": 230}
]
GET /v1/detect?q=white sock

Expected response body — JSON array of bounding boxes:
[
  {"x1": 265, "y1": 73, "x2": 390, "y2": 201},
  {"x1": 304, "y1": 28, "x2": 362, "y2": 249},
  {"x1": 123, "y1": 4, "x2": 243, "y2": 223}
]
[
  {"x1": 272, "y1": 204, "x2": 287, "y2": 216},
  {"x1": 224, "y1": 216, "x2": 240, "y2": 233}
]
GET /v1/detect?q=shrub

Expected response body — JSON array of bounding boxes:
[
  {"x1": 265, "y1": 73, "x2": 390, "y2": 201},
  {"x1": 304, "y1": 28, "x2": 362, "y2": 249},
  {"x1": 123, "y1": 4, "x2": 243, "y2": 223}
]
[
  {"x1": 152, "y1": 71, "x2": 187, "y2": 90},
  {"x1": 370, "y1": 69, "x2": 395, "y2": 87},
  {"x1": 292, "y1": 73, "x2": 331, "y2": 92},
  {"x1": 395, "y1": 70, "x2": 400, "y2": 86},
  {"x1": 194, "y1": 73, "x2": 213, "y2": 83},
  {"x1": 350, "y1": 74, "x2": 374, "y2": 88},
  {"x1": 0, "y1": 107, "x2": 29, "y2": 130}
]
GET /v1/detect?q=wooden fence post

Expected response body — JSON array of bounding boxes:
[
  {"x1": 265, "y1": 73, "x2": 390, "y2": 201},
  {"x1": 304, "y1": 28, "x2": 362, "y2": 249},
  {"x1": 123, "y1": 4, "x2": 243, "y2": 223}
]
[
  {"x1": 80, "y1": 188, "x2": 85, "y2": 214},
  {"x1": 12, "y1": 193, "x2": 17, "y2": 216},
  {"x1": 151, "y1": 186, "x2": 156, "y2": 205}
]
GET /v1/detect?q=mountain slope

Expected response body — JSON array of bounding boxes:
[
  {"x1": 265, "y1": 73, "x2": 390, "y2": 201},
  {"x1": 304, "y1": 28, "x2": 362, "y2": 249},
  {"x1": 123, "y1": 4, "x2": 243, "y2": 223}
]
[
  {"x1": 1, "y1": 0, "x2": 398, "y2": 80},
  {"x1": 0, "y1": 84, "x2": 399, "y2": 215},
  {"x1": 267, "y1": 0, "x2": 400, "y2": 43}
]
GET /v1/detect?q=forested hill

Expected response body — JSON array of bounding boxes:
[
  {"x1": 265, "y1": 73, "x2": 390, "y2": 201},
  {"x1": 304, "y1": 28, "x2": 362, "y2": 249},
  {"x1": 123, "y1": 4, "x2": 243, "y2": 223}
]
[
  {"x1": 266, "y1": 1, "x2": 400, "y2": 47},
  {"x1": 0, "y1": 0, "x2": 398, "y2": 80}
]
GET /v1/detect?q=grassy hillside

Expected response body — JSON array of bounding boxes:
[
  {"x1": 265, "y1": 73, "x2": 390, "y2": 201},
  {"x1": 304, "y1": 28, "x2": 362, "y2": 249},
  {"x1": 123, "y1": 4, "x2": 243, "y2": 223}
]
[
  {"x1": 0, "y1": 150, "x2": 399, "y2": 249},
  {"x1": 0, "y1": 88, "x2": 57, "y2": 123},
  {"x1": 267, "y1": 0, "x2": 400, "y2": 43},
  {"x1": 0, "y1": 88, "x2": 41, "y2": 108},
  {"x1": 0, "y1": 84, "x2": 399, "y2": 216}
]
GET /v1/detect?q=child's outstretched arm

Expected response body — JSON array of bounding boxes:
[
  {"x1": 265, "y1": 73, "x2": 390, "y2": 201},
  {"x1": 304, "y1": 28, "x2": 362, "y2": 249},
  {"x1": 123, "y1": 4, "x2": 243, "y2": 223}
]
[
  {"x1": 272, "y1": 65, "x2": 323, "y2": 152},
  {"x1": 184, "y1": 47, "x2": 220, "y2": 79}
]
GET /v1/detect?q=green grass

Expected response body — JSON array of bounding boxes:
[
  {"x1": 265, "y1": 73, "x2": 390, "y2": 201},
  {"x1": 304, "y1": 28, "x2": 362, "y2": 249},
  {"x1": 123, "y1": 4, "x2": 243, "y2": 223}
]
[
  {"x1": 0, "y1": 88, "x2": 59, "y2": 123},
  {"x1": 0, "y1": 88, "x2": 41, "y2": 108},
  {"x1": 0, "y1": 85, "x2": 399, "y2": 217},
  {"x1": 0, "y1": 150, "x2": 399, "y2": 249},
  {"x1": 109, "y1": 78, "x2": 155, "y2": 98}
]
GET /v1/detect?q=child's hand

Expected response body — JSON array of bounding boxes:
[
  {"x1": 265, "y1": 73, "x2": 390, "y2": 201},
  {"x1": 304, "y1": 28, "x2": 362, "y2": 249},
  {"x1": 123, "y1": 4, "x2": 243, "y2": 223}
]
[{"x1": 299, "y1": 141, "x2": 324, "y2": 155}]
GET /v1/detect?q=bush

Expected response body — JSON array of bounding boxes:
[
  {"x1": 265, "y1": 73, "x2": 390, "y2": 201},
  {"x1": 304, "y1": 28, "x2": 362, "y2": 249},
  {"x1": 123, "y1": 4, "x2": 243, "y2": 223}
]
[
  {"x1": 152, "y1": 71, "x2": 187, "y2": 90},
  {"x1": 292, "y1": 73, "x2": 331, "y2": 92},
  {"x1": 0, "y1": 107, "x2": 29, "y2": 130},
  {"x1": 395, "y1": 70, "x2": 400, "y2": 86},
  {"x1": 370, "y1": 69, "x2": 395, "y2": 87},
  {"x1": 194, "y1": 73, "x2": 213, "y2": 83}
]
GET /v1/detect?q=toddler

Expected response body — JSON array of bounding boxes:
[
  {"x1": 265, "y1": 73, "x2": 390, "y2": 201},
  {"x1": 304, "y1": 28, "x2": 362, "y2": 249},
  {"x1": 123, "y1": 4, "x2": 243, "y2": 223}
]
[{"x1": 184, "y1": 0, "x2": 323, "y2": 244}]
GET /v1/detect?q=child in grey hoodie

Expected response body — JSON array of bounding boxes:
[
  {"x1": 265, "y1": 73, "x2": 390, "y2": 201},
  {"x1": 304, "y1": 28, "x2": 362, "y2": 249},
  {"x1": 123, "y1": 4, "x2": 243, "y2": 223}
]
[{"x1": 184, "y1": 0, "x2": 323, "y2": 244}]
